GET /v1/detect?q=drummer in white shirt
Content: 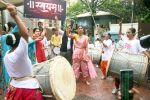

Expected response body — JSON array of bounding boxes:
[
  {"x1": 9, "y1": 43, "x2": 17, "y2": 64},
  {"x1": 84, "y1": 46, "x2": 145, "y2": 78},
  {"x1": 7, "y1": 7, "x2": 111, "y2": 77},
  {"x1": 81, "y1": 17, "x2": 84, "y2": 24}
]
[
  {"x1": 112, "y1": 20, "x2": 149, "y2": 95},
  {"x1": 100, "y1": 33, "x2": 113, "y2": 80},
  {"x1": 4, "y1": 3, "x2": 43, "y2": 99}
]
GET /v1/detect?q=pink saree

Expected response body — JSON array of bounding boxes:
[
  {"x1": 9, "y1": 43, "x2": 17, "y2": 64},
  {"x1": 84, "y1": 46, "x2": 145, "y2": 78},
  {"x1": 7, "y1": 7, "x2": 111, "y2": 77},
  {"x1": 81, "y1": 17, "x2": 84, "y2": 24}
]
[{"x1": 72, "y1": 35, "x2": 97, "y2": 79}]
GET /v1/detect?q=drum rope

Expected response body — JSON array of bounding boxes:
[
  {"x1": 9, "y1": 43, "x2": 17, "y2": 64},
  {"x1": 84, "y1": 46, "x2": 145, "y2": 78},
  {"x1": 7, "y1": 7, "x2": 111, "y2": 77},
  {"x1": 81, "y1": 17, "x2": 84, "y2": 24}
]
[
  {"x1": 42, "y1": 95, "x2": 53, "y2": 98},
  {"x1": 113, "y1": 52, "x2": 148, "y2": 64},
  {"x1": 34, "y1": 59, "x2": 54, "y2": 74},
  {"x1": 34, "y1": 59, "x2": 54, "y2": 94}
]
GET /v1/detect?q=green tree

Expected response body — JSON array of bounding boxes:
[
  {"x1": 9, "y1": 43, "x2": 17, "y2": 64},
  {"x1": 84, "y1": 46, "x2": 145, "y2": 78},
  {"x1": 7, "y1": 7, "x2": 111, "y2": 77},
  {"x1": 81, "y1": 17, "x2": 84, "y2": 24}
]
[
  {"x1": 67, "y1": 0, "x2": 150, "y2": 23},
  {"x1": 80, "y1": 0, "x2": 106, "y2": 14},
  {"x1": 134, "y1": 0, "x2": 150, "y2": 23},
  {"x1": 67, "y1": 0, "x2": 86, "y2": 18},
  {"x1": 99, "y1": 0, "x2": 150, "y2": 23}
]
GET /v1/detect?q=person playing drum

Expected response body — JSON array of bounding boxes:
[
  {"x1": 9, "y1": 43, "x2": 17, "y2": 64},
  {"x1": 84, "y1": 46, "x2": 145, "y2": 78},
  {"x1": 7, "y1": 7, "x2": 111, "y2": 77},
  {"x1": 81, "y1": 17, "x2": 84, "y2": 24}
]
[
  {"x1": 50, "y1": 17, "x2": 63, "y2": 56},
  {"x1": 3, "y1": 3, "x2": 43, "y2": 99},
  {"x1": 66, "y1": 26, "x2": 97, "y2": 85},
  {"x1": 99, "y1": 33, "x2": 113, "y2": 79},
  {"x1": 50, "y1": 28, "x2": 62, "y2": 55},
  {"x1": 112, "y1": 19, "x2": 149, "y2": 95}
]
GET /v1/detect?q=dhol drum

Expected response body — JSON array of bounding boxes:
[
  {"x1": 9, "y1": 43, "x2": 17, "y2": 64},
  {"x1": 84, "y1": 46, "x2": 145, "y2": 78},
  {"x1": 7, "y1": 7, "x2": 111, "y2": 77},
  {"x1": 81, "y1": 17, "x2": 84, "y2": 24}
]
[
  {"x1": 53, "y1": 47, "x2": 60, "y2": 55},
  {"x1": 33, "y1": 56, "x2": 76, "y2": 100},
  {"x1": 106, "y1": 51, "x2": 148, "y2": 84},
  {"x1": 88, "y1": 47, "x2": 102, "y2": 63}
]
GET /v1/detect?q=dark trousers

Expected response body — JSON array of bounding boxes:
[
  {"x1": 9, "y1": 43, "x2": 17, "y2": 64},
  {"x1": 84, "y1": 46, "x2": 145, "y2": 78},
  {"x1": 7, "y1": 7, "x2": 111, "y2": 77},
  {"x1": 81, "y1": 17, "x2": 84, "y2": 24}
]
[
  {"x1": 115, "y1": 77, "x2": 120, "y2": 89},
  {"x1": 147, "y1": 64, "x2": 150, "y2": 80},
  {"x1": 60, "y1": 50, "x2": 72, "y2": 65}
]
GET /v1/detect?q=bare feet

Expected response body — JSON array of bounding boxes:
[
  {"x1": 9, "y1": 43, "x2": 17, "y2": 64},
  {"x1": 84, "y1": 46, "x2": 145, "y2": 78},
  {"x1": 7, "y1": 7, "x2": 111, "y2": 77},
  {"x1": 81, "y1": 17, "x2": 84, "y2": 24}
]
[
  {"x1": 86, "y1": 81, "x2": 90, "y2": 85},
  {"x1": 101, "y1": 76, "x2": 106, "y2": 80}
]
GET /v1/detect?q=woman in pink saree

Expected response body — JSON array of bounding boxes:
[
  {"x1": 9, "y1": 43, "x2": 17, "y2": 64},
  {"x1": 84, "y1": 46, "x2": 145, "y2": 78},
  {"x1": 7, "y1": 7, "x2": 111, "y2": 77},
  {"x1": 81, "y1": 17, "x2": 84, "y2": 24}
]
[{"x1": 67, "y1": 26, "x2": 97, "y2": 85}]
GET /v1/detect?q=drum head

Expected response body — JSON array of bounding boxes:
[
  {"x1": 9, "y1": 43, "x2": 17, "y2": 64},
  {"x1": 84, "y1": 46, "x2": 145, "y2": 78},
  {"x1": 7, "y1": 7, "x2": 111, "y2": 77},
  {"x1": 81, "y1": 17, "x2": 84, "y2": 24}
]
[
  {"x1": 53, "y1": 47, "x2": 60, "y2": 54},
  {"x1": 49, "y1": 56, "x2": 76, "y2": 100}
]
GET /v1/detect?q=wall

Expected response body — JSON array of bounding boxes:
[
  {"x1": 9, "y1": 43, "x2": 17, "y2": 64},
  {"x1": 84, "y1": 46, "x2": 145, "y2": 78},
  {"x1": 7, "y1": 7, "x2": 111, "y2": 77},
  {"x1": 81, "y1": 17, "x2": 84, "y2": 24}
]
[
  {"x1": 76, "y1": 15, "x2": 118, "y2": 40},
  {"x1": 109, "y1": 23, "x2": 139, "y2": 34}
]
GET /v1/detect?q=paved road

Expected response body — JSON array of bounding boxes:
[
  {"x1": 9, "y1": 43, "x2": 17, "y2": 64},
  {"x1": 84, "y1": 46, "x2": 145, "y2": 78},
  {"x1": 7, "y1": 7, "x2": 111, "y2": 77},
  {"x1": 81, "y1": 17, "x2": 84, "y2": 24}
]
[
  {"x1": 74, "y1": 67, "x2": 150, "y2": 100},
  {"x1": 1, "y1": 67, "x2": 150, "y2": 100}
]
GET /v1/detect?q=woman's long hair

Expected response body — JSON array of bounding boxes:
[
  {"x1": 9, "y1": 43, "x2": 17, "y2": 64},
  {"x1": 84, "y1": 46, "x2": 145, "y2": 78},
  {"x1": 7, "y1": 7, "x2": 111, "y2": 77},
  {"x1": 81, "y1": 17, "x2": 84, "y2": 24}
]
[{"x1": 77, "y1": 26, "x2": 86, "y2": 35}]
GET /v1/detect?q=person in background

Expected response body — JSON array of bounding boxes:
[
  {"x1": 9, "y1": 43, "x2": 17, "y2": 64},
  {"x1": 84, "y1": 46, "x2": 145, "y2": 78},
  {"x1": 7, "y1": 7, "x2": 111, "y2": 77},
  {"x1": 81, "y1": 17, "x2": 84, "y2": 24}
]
[
  {"x1": 38, "y1": 21, "x2": 44, "y2": 32},
  {"x1": 50, "y1": 28, "x2": 62, "y2": 56},
  {"x1": 3, "y1": 3, "x2": 43, "y2": 99},
  {"x1": 95, "y1": 33, "x2": 100, "y2": 40},
  {"x1": 0, "y1": 22, "x2": 17, "y2": 88},
  {"x1": 37, "y1": 21, "x2": 50, "y2": 59},
  {"x1": 28, "y1": 36, "x2": 37, "y2": 64},
  {"x1": 50, "y1": 17, "x2": 63, "y2": 57},
  {"x1": 94, "y1": 38, "x2": 102, "y2": 49},
  {"x1": 60, "y1": 25, "x2": 74, "y2": 64},
  {"x1": 89, "y1": 33, "x2": 94, "y2": 44},
  {"x1": 40, "y1": 29, "x2": 49, "y2": 59},
  {"x1": 94, "y1": 38, "x2": 102, "y2": 67},
  {"x1": 32, "y1": 28, "x2": 47, "y2": 63},
  {"x1": 54, "y1": 16, "x2": 64, "y2": 36}
]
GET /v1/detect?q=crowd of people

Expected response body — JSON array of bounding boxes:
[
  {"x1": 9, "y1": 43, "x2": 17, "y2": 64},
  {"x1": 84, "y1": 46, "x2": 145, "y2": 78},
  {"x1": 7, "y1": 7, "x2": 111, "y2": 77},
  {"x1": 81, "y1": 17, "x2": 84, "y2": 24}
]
[{"x1": 0, "y1": 2, "x2": 150, "y2": 100}]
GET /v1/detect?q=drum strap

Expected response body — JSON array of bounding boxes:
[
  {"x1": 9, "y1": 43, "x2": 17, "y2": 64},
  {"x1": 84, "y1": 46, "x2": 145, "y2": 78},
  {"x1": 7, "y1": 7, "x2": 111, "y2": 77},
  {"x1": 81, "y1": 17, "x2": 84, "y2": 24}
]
[
  {"x1": 10, "y1": 76, "x2": 44, "y2": 93},
  {"x1": 12, "y1": 76, "x2": 35, "y2": 81}
]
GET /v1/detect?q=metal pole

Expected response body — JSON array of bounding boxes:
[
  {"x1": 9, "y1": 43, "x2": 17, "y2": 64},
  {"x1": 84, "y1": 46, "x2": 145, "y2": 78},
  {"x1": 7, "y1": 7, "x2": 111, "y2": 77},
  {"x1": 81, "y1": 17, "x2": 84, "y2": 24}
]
[
  {"x1": 1, "y1": 10, "x2": 5, "y2": 30},
  {"x1": 131, "y1": 0, "x2": 134, "y2": 27}
]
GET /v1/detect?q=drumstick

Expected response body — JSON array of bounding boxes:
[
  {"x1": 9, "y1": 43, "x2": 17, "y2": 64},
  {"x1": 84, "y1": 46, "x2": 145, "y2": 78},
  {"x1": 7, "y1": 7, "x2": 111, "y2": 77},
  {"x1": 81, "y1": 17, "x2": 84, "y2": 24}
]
[{"x1": 0, "y1": 0, "x2": 8, "y2": 6}]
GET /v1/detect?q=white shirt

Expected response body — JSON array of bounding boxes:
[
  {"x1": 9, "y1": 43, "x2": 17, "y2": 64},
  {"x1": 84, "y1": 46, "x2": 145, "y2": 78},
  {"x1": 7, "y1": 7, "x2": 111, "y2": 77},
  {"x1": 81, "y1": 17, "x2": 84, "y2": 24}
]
[
  {"x1": 4, "y1": 37, "x2": 39, "y2": 88},
  {"x1": 95, "y1": 34, "x2": 100, "y2": 40},
  {"x1": 121, "y1": 39, "x2": 145, "y2": 54},
  {"x1": 102, "y1": 39, "x2": 113, "y2": 60},
  {"x1": 121, "y1": 35, "x2": 128, "y2": 41},
  {"x1": 94, "y1": 40, "x2": 102, "y2": 49},
  {"x1": 88, "y1": 43, "x2": 95, "y2": 49},
  {"x1": 59, "y1": 29, "x2": 64, "y2": 36},
  {"x1": 67, "y1": 37, "x2": 71, "y2": 50},
  {"x1": 122, "y1": 39, "x2": 146, "y2": 54}
]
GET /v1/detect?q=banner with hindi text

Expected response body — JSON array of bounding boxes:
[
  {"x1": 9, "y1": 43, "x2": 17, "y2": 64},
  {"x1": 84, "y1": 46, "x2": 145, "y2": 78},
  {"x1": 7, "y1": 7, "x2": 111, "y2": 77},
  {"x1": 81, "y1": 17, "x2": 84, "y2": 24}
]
[{"x1": 24, "y1": 0, "x2": 66, "y2": 20}]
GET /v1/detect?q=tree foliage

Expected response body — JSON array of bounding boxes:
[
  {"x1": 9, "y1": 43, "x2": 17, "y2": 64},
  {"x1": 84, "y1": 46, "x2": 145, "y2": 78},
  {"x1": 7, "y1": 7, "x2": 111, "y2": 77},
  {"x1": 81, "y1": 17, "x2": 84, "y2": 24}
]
[
  {"x1": 99, "y1": 0, "x2": 150, "y2": 23},
  {"x1": 67, "y1": 0, "x2": 106, "y2": 17},
  {"x1": 67, "y1": 0, "x2": 150, "y2": 23},
  {"x1": 80, "y1": 0, "x2": 106, "y2": 14},
  {"x1": 66, "y1": 0, "x2": 86, "y2": 18}
]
